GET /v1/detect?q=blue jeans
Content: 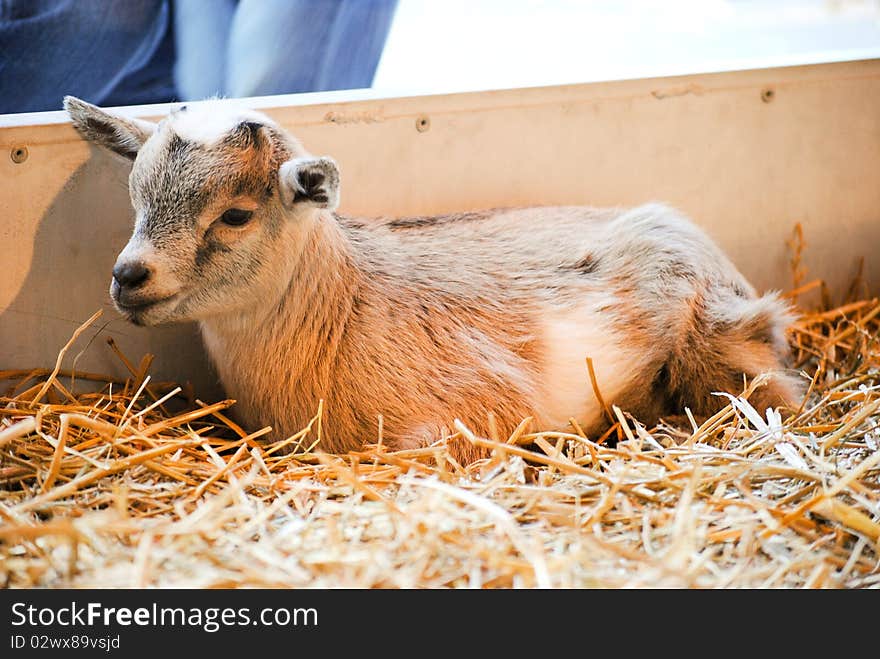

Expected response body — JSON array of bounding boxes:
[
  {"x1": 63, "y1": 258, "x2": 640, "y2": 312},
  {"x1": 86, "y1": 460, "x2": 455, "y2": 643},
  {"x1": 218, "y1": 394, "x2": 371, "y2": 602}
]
[
  {"x1": 174, "y1": 0, "x2": 398, "y2": 100},
  {"x1": 0, "y1": 0, "x2": 175, "y2": 113}
]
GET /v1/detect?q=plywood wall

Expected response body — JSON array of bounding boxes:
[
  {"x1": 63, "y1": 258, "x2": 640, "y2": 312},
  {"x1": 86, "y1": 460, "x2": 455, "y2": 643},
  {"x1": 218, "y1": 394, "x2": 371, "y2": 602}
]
[{"x1": 2, "y1": 59, "x2": 878, "y2": 393}]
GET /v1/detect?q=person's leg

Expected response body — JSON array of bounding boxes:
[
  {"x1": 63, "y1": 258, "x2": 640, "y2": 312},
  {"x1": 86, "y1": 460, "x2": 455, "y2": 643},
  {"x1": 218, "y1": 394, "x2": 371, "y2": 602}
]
[
  {"x1": 226, "y1": 0, "x2": 398, "y2": 97},
  {"x1": 104, "y1": 0, "x2": 177, "y2": 108},
  {"x1": 173, "y1": 0, "x2": 236, "y2": 100},
  {"x1": 0, "y1": 0, "x2": 169, "y2": 113}
]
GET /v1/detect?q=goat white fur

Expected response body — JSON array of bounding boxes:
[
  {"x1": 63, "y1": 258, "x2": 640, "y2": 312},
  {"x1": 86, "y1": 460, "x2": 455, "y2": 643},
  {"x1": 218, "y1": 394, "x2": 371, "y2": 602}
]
[{"x1": 65, "y1": 96, "x2": 801, "y2": 463}]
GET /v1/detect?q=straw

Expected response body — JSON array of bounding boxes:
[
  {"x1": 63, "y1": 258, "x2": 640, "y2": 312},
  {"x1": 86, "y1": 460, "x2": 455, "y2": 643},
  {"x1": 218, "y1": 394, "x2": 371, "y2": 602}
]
[{"x1": 1, "y1": 251, "x2": 879, "y2": 587}]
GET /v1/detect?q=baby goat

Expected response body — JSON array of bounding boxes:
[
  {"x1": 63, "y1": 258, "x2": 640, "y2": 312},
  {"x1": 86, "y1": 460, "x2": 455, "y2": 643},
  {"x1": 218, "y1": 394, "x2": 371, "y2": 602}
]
[{"x1": 65, "y1": 96, "x2": 801, "y2": 462}]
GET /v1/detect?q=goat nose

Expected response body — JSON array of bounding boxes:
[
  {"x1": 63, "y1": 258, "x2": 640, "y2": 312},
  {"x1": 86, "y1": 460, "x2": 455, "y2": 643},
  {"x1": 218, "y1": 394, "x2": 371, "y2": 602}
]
[{"x1": 113, "y1": 261, "x2": 151, "y2": 289}]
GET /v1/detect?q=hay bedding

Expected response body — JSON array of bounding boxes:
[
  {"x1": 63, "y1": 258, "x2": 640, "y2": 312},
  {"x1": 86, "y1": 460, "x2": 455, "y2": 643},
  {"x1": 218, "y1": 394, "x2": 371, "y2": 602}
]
[{"x1": 2, "y1": 241, "x2": 880, "y2": 588}]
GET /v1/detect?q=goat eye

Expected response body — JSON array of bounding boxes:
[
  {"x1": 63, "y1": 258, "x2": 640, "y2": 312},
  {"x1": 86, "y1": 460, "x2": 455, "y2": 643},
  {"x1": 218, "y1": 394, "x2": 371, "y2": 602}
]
[{"x1": 220, "y1": 208, "x2": 253, "y2": 226}]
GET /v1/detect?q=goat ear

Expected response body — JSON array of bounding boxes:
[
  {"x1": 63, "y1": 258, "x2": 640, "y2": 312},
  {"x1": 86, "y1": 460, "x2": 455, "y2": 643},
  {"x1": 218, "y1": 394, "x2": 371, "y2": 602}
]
[
  {"x1": 278, "y1": 157, "x2": 340, "y2": 211},
  {"x1": 63, "y1": 95, "x2": 155, "y2": 161}
]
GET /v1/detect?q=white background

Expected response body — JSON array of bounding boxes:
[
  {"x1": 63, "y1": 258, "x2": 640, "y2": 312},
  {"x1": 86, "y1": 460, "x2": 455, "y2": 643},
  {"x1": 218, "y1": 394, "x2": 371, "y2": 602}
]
[{"x1": 374, "y1": 0, "x2": 880, "y2": 93}]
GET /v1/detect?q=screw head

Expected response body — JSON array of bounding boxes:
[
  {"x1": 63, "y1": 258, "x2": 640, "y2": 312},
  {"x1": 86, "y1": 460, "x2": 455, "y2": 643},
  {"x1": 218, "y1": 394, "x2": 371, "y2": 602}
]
[
  {"x1": 761, "y1": 88, "x2": 775, "y2": 103},
  {"x1": 415, "y1": 116, "x2": 430, "y2": 133},
  {"x1": 10, "y1": 146, "x2": 28, "y2": 163}
]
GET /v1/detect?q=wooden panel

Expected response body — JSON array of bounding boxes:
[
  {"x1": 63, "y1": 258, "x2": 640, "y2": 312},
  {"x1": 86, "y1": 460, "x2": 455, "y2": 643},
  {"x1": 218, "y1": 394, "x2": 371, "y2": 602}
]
[{"x1": 2, "y1": 59, "x2": 879, "y2": 393}]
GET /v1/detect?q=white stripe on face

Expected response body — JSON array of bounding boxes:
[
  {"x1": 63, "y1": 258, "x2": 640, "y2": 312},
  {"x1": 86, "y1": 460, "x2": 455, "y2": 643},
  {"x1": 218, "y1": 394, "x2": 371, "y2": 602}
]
[{"x1": 116, "y1": 232, "x2": 157, "y2": 268}]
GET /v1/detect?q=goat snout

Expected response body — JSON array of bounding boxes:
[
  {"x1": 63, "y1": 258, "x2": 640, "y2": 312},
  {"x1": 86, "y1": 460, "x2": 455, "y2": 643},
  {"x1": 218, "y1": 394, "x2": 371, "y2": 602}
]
[{"x1": 112, "y1": 261, "x2": 152, "y2": 290}]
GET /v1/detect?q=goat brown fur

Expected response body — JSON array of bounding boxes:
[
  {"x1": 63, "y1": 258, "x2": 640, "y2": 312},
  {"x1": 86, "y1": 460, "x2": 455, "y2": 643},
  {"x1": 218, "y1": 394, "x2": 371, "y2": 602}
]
[{"x1": 65, "y1": 96, "x2": 802, "y2": 463}]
